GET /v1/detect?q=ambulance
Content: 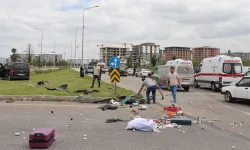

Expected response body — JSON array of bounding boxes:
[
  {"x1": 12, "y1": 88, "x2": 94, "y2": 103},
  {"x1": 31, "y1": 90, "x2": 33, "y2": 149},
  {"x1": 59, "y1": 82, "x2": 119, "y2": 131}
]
[
  {"x1": 194, "y1": 55, "x2": 243, "y2": 92},
  {"x1": 152, "y1": 59, "x2": 194, "y2": 91}
]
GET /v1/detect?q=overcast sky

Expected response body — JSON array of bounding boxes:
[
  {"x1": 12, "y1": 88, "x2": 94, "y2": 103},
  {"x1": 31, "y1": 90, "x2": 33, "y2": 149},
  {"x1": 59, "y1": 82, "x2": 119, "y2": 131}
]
[{"x1": 1, "y1": 0, "x2": 250, "y2": 59}]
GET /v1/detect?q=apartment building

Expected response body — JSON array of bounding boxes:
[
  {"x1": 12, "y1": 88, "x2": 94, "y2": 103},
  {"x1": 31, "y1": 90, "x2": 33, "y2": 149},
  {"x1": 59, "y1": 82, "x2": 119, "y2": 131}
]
[
  {"x1": 162, "y1": 47, "x2": 192, "y2": 60},
  {"x1": 192, "y1": 46, "x2": 220, "y2": 60},
  {"x1": 231, "y1": 52, "x2": 250, "y2": 60},
  {"x1": 100, "y1": 47, "x2": 129, "y2": 66},
  {"x1": 40, "y1": 53, "x2": 63, "y2": 62},
  {"x1": 132, "y1": 43, "x2": 160, "y2": 66},
  {"x1": 16, "y1": 51, "x2": 36, "y2": 62}
]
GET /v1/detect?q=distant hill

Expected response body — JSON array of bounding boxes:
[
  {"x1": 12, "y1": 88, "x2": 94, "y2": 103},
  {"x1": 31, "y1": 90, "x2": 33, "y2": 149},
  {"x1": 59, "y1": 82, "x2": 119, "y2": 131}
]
[{"x1": 0, "y1": 57, "x2": 6, "y2": 63}]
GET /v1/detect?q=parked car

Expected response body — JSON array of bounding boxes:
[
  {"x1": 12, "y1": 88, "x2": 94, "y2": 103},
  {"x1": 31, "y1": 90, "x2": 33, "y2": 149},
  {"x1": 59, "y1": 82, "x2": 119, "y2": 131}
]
[
  {"x1": 221, "y1": 71, "x2": 250, "y2": 102},
  {"x1": 0, "y1": 63, "x2": 7, "y2": 78},
  {"x1": 85, "y1": 65, "x2": 94, "y2": 74},
  {"x1": 136, "y1": 69, "x2": 151, "y2": 77},
  {"x1": 108, "y1": 68, "x2": 128, "y2": 76},
  {"x1": 4, "y1": 62, "x2": 30, "y2": 80},
  {"x1": 126, "y1": 68, "x2": 133, "y2": 75}
]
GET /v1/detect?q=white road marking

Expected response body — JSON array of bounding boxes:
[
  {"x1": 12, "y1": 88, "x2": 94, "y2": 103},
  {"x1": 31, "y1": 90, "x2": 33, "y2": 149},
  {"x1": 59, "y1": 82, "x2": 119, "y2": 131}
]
[{"x1": 195, "y1": 91, "x2": 250, "y2": 116}]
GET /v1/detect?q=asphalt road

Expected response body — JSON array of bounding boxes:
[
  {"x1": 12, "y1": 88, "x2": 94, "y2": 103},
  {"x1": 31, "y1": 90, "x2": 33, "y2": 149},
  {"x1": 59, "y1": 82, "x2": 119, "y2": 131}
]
[
  {"x1": 100, "y1": 74, "x2": 250, "y2": 142},
  {"x1": 1, "y1": 101, "x2": 250, "y2": 150}
]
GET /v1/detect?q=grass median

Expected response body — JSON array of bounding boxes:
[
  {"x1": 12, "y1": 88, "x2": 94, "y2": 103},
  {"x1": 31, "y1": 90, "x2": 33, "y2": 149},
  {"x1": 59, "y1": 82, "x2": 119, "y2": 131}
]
[{"x1": 0, "y1": 69, "x2": 133, "y2": 97}]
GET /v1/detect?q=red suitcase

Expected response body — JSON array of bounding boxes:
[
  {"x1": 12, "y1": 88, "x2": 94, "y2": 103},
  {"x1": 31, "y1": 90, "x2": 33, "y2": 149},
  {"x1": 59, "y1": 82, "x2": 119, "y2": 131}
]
[
  {"x1": 164, "y1": 106, "x2": 181, "y2": 112},
  {"x1": 29, "y1": 128, "x2": 55, "y2": 149}
]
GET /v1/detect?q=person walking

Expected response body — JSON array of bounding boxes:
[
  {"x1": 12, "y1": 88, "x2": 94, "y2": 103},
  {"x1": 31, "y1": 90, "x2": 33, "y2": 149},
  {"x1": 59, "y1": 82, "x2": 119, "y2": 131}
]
[
  {"x1": 133, "y1": 67, "x2": 136, "y2": 77},
  {"x1": 153, "y1": 79, "x2": 164, "y2": 100},
  {"x1": 80, "y1": 66, "x2": 84, "y2": 77},
  {"x1": 90, "y1": 62, "x2": 100, "y2": 88},
  {"x1": 137, "y1": 73, "x2": 157, "y2": 104},
  {"x1": 166, "y1": 67, "x2": 181, "y2": 104}
]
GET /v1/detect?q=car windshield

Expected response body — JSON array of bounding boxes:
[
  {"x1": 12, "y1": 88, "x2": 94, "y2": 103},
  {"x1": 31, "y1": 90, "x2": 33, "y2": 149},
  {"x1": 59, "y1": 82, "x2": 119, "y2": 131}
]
[
  {"x1": 88, "y1": 66, "x2": 93, "y2": 69},
  {"x1": 13, "y1": 63, "x2": 29, "y2": 69},
  {"x1": 177, "y1": 66, "x2": 194, "y2": 75},
  {"x1": 223, "y1": 63, "x2": 242, "y2": 74}
]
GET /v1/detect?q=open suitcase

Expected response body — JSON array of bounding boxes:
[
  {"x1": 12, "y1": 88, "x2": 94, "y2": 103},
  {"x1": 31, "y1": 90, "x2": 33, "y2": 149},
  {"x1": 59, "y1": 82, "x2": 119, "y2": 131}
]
[{"x1": 29, "y1": 128, "x2": 55, "y2": 149}]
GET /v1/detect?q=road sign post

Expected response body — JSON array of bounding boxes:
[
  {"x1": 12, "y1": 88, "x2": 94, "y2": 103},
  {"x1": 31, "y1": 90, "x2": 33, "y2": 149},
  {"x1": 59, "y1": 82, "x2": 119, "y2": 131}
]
[{"x1": 109, "y1": 57, "x2": 121, "y2": 95}]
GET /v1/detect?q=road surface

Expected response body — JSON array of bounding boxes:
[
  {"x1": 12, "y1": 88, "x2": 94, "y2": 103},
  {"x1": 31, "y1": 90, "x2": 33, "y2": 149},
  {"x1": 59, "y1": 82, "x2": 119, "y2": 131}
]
[
  {"x1": 100, "y1": 73, "x2": 250, "y2": 142},
  {"x1": 1, "y1": 101, "x2": 250, "y2": 150}
]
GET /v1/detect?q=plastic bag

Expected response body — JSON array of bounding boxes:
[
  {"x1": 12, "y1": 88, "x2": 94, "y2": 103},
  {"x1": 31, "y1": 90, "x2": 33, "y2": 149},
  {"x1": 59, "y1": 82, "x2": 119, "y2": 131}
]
[{"x1": 125, "y1": 118, "x2": 161, "y2": 133}]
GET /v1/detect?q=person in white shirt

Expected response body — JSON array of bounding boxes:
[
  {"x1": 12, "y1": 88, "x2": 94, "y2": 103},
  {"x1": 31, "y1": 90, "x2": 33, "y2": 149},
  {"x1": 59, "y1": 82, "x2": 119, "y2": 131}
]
[
  {"x1": 137, "y1": 73, "x2": 157, "y2": 104},
  {"x1": 166, "y1": 67, "x2": 181, "y2": 104},
  {"x1": 90, "y1": 62, "x2": 100, "y2": 88}
]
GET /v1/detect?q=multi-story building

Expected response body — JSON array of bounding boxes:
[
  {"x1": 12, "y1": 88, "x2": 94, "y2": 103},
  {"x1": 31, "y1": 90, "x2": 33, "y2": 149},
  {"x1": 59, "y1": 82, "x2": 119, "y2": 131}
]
[
  {"x1": 16, "y1": 51, "x2": 36, "y2": 62},
  {"x1": 40, "y1": 53, "x2": 63, "y2": 63},
  {"x1": 68, "y1": 58, "x2": 100, "y2": 67},
  {"x1": 231, "y1": 52, "x2": 250, "y2": 60},
  {"x1": 192, "y1": 46, "x2": 220, "y2": 60},
  {"x1": 162, "y1": 47, "x2": 192, "y2": 60},
  {"x1": 100, "y1": 47, "x2": 128, "y2": 66},
  {"x1": 132, "y1": 43, "x2": 160, "y2": 66}
]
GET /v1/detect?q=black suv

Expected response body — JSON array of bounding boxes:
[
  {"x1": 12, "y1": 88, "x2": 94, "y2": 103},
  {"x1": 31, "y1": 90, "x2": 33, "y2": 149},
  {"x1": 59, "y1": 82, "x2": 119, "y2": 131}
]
[{"x1": 0, "y1": 62, "x2": 30, "y2": 80}]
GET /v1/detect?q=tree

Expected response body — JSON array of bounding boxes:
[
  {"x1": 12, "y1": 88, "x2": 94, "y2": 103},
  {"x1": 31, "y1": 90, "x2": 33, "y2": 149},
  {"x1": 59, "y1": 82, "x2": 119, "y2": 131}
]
[
  {"x1": 172, "y1": 55, "x2": 177, "y2": 60},
  {"x1": 192, "y1": 60, "x2": 201, "y2": 67},
  {"x1": 150, "y1": 54, "x2": 157, "y2": 67},
  {"x1": 126, "y1": 57, "x2": 132, "y2": 68},
  {"x1": 28, "y1": 55, "x2": 32, "y2": 63},
  {"x1": 10, "y1": 48, "x2": 20, "y2": 62}
]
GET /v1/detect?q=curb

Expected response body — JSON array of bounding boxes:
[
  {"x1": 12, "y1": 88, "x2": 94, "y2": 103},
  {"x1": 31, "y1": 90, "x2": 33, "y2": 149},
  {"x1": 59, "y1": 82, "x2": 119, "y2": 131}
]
[{"x1": 0, "y1": 95, "x2": 113, "y2": 103}]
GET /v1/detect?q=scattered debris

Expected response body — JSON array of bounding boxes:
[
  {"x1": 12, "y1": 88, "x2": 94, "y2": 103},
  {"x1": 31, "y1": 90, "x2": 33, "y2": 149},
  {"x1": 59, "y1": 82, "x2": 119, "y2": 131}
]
[
  {"x1": 232, "y1": 146, "x2": 235, "y2": 149},
  {"x1": 84, "y1": 134, "x2": 86, "y2": 137},
  {"x1": 138, "y1": 105, "x2": 149, "y2": 110},
  {"x1": 37, "y1": 80, "x2": 49, "y2": 86},
  {"x1": 73, "y1": 89, "x2": 100, "y2": 95},
  {"x1": 110, "y1": 99, "x2": 120, "y2": 106},
  {"x1": 50, "y1": 111, "x2": 54, "y2": 114},
  {"x1": 46, "y1": 84, "x2": 68, "y2": 91},
  {"x1": 33, "y1": 128, "x2": 35, "y2": 131},
  {"x1": 182, "y1": 131, "x2": 185, "y2": 133},
  {"x1": 126, "y1": 118, "x2": 161, "y2": 133},
  {"x1": 84, "y1": 138, "x2": 87, "y2": 140},
  {"x1": 98, "y1": 104, "x2": 118, "y2": 111},
  {"x1": 6, "y1": 99, "x2": 14, "y2": 103},
  {"x1": 106, "y1": 118, "x2": 126, "y2": 123},
  {"x1": 23, "y1": 137, "x2": 26, "y2": 139},
  {"x1": 70, "y1": 118, "x2": 73, "y2": 121},
  {"x1": 28, "y1": 84, "x2": 35, "y2": 87},
  {"x1": 15, "y1": 132, "x2": 20, "y2": 136}
]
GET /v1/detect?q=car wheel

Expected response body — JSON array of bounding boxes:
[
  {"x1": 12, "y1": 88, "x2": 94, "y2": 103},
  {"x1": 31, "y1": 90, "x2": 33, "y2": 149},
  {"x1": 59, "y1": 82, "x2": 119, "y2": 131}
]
[
  {"x1": 194, "y1": 80, "x2": 200, "y2": 88},
  {"x1": 225, "y1": 91, "x2": 235, "y2": 103},
  {"x1": 184, "y1": 87, "x2": 190, "y2": 92},
  {"x1": 211, "y1": 82, "x2": 217, "y2": 92}
]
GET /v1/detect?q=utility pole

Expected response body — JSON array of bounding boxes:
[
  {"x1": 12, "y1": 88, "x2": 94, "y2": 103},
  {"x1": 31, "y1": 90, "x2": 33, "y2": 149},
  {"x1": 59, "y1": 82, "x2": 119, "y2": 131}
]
[
  {"x1": 54, "y1": 41, "x2": 56, "y2": 67},
  {"x1": 70, "y1": 44, "x2": 73, "y2": 67}
]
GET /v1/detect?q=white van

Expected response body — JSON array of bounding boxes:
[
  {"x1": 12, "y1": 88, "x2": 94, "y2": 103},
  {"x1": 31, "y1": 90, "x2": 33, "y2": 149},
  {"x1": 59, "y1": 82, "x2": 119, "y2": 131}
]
[
  {"x1": 194, "y1": 55, "x2": 243, "y2": 92},
  {"x1": 152, "y1": 59, "x2": 194, "y2": 91},
  {"x1": 243, "y1": 66, "x2": 250, "y2": 74}
]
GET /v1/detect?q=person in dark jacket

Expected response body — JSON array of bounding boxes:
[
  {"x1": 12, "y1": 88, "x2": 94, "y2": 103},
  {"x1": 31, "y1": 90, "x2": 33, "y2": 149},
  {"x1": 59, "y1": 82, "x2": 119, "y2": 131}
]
[
  {"x1": 133, "y1": 67, "x2": 136, "y2": 77},
  {"x1": 80, "y1": 66, "x2": 84, "y2": 77}
]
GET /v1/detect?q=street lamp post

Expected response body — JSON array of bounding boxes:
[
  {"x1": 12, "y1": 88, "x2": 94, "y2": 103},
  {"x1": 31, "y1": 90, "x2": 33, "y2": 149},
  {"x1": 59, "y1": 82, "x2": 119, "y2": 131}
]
[
  {"x1": 33, "y1": 27, "x2": 43, "y2": 66},
  {"x1": 81, "y1": 5, "x2": 98, "y2": 66},
  {"x1": 74, "y1": 27, "x2": 84, "y2": 69}
]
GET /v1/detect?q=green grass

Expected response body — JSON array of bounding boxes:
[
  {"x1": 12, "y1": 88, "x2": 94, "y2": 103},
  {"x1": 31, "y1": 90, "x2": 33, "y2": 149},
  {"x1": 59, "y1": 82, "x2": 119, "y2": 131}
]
[{"x1": 0, "y1": 69, "x2": 133, "y2": 97}]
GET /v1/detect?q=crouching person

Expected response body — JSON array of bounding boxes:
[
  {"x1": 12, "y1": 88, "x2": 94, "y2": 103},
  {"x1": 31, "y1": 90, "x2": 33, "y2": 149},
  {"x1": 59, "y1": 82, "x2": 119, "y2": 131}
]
[{"x1": 137, "y1": 73, "x2": 157, "y2": 104}]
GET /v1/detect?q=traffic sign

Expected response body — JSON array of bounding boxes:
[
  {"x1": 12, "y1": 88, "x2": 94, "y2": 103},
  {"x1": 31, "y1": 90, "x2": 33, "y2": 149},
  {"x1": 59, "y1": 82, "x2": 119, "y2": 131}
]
[
  {"x1": 110, "y1": 68, "x2": 120, "y2": 83},
  {"x1": 109, "y1": 57, "x2": 120, "y2": 68}
]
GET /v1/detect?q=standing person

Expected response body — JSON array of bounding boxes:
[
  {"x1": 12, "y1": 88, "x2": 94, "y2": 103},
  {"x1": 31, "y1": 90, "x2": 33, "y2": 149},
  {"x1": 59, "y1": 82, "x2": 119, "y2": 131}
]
[
  {"x1": 133, "y1": 67, "x2": 136, "y2": 77},
  {"x1": 137, "y1": 73, "x2": 157, "y2": 104},
  {"x1": 99, "y1": 66, "x2": 102, "y2": 80},
  {"x1": 166, "y1": 67, "x2": 181, "y2": 104},
  {"x1": 90, "y1": 62, "x2": 100, "y2": 88},
  {"x1": 80, "y1": 66, "x2": 84, "y2": 77}
]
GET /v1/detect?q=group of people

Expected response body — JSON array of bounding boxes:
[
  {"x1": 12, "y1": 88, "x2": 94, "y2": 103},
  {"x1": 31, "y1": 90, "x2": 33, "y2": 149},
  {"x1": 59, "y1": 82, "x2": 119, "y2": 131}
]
[
  {"x1": 137, "y1": 66, "x2": 181, "y2": 105},
  {"x1": 80, "y1": 62, "x2": 102, "y2": 88},
  {"x1": 81, "y1": 64, "x2": 181, "y2": 105}
]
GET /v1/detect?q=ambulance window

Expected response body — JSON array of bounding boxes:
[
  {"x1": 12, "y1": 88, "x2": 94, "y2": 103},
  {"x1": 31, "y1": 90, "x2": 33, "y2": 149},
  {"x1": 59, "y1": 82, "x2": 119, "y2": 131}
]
[
  {"x1": 223, "y1": 64, "x2": 231, "y2": 73},
  {"x1": 234, "y1": 64, "x2": 242, "y2": 74}
]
